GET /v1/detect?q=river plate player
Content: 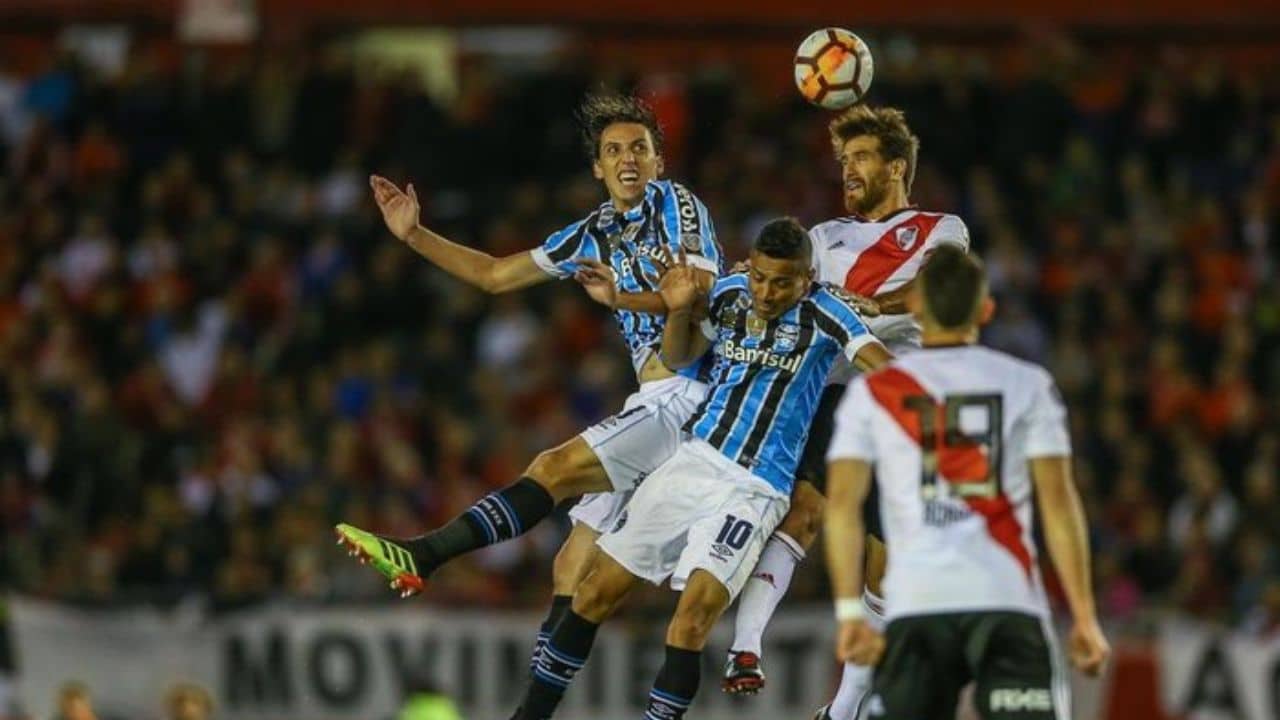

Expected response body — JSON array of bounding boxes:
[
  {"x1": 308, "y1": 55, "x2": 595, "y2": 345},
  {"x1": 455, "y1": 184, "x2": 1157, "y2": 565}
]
[{"x1": 825, "y1": 246, "x2": 1109, "y2": 720}]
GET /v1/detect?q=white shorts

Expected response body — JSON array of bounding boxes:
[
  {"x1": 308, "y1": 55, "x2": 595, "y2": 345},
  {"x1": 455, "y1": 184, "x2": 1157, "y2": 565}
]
[
  {"x1": 569, "y1": 375, "x2": 708, "y2": 533},
  {"x1": 597, "y1": 439, "x2": 790, "y2": 600}
]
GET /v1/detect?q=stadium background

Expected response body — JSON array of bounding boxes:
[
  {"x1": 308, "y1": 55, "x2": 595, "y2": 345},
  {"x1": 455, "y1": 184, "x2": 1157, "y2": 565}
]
[{"x1": 1, "y1": 0, "x2": 1279, "y2": 718}]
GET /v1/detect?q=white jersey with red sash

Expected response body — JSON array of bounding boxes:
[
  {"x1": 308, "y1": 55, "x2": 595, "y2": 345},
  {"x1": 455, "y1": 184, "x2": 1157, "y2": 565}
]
[{"x1": 810, "y1": 208, "x2": 969, "y2": 383}]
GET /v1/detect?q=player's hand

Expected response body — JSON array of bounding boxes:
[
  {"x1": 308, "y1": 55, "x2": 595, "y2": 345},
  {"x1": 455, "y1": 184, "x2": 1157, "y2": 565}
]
[
  {"x1": 846, "y1": 293, "x2": 880, "y2": 317},
  {"x1": 574, "y1": 259, "x2": 618, "y2": 309},
  {"x1": 1068, "y1": 619, "x2": 1110, "y2": 676},
  {"x1": 658, "y1": 248, "x2": 699, "y2": 311},
  {"x1": 836, "y1": 619, "x2": 885, "y2": 666},
  {"x1": 370, "y1": 175, "x2": 421, "y2": 241}
]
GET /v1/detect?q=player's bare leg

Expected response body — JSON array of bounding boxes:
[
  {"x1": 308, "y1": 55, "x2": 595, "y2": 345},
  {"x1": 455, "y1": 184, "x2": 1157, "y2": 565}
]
[
  {"x1": 723, "y1": 479, "x2": 824, "y2": 694},
  {"x1": 337, "y1": 434, "x2": 611, "y2": 596},
  {"x1": 514, "y1": 551, "x2": 639, "y2": 720},
  {"x1": 527, "y1": 523, "x2": 602, "y2": 673},
  {"x1": 816, "y1": 535, "x2": 888, "y2": 720},
  {"x1": 642, "y1": 570, "x2": 734, "y2": 718}
]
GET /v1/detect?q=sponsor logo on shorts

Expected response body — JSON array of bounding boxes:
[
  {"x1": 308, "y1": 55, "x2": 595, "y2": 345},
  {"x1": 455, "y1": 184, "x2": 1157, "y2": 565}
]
[
  {"x1": 989, "y1": 688, "x2": 1052, "y2": 712},
  {"x1": 710, "y1": 543, "x2": 734, "y2": 562}
]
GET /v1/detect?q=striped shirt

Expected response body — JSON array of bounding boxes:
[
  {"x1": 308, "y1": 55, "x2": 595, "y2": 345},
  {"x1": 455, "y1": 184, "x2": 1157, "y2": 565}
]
[
  {"x1": 531, "y1": 180, "x2": 722, "y2": 380},
  {"x1": 686, "y1": 274, "x2": 879, "y2": 492}
]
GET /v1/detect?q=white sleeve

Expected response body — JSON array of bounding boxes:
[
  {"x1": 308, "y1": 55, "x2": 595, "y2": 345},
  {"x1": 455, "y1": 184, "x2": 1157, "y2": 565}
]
[
  {"x1": 1024, "y1": 371, "x2": 1071, "y2": 458},
  {"x1": 808, "y1": 226, "x2": 824, "y2": 275},
  {"x1": 827, "y1": 377, "x2": 877, "y2": 462},
  {"x1": 927, "y1": 215, "x2": 970, "y2": 252}
]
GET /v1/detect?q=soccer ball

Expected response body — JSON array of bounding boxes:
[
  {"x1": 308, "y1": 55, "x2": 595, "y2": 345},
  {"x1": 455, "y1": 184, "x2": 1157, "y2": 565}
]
[{"x1": 793, "y1": 28, "x2": 874, "y2": 110}]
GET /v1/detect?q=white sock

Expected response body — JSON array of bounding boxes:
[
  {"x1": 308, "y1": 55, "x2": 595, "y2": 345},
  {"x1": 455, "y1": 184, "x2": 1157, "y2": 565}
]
[
  {"x1": 730, "y1": 532, "x2": 805, "y2": 656},
  {"x1": 827, "y1": 591, "x2": 887, "y2": 720}
]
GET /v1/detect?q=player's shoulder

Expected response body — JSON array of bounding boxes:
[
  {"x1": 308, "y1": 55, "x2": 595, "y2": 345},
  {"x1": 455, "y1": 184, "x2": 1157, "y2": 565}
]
[
  {"x1": 645, "y1": 178, "x2": 702, "y2": 204},
  {"x1": 809, "y1": 282, "x2": 865, "y2": 315},
  {"x1": 712, "y1": 271, "x2": 750, "y2": 296},
  {"x1": 915, "y1": 210, "x2": 969, "y2": 248},
  {"x1": 807, "y1": 216, "x2": 860, "y2": 249},
  {"x1": 972, "y1": 346, "x2": 1053, "y2": 383}
]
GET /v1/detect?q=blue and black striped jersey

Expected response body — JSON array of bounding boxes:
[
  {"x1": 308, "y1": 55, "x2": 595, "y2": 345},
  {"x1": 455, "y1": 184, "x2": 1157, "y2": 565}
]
[
  {"x1": 686, "y1": 274, "x2": 878, "y2": 493},
  {"x1": 531, "y1": 180, "x2": 722, "y2": 380}
]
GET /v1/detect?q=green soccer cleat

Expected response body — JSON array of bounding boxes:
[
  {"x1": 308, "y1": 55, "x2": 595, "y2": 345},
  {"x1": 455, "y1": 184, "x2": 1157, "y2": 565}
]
[{"x1": 334, "y1": 523, "x2": 425, "y2": 598}]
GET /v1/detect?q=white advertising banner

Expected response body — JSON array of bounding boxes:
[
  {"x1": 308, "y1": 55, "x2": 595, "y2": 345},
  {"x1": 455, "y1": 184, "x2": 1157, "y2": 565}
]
[
  {"x1": 1158, "y1": 617, "x2": 1280, "y2": 720},
  {"x1": 9, "y1": 597, "x2": 841, "y2": 720}
]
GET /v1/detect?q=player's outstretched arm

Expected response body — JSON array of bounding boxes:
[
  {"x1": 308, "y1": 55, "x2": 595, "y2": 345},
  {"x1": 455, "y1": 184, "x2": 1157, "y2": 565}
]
[
  {"x1": 852, "y1": 341, "x2": 893, "y2": 372},
  {"x1": 574, "y1": 258, "x2": 715, "y2": 314},
  {"x1": 370, "y1": 175, "x2": 549, "y2": 294},
  {"x1": 825, "y1": 458, "x2": 884, "y2": 665},
  {"x1": 870, "y1": 278, "x2": 914, "y2": 314},
  {"x1": 1031, "y1": 456, "x2": 1110, "y2": 676}
]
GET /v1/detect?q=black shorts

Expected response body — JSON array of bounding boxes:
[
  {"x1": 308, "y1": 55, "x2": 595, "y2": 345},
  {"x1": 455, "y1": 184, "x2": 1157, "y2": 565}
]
[
  {"x1": 868, "y1": 612, "x2": 1067, "y2": 720},
  {"x1": 797, "y1": 384, "x2": 882, "y2": 540}
]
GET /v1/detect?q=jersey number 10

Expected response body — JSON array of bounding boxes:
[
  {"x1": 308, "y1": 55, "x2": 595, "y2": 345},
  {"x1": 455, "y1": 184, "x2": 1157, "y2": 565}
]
[{"x1": 901, "y1": 394, "x2": 1003, "y2": 500}]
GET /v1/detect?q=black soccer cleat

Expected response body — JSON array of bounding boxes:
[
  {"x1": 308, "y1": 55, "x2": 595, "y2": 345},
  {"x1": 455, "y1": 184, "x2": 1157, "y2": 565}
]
[{"x1": 721, "y1": 650, "x2": 766, "y2": 695}]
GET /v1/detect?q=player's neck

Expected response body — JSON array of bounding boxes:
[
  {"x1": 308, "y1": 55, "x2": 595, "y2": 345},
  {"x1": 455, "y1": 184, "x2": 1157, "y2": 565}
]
[
  {"x1": 611, "y1": 195, "x2": 643, "y2": 213},
  {"x1": 920, "y1": 326, "x2": 978, "y2": 347},
  {"x1": 863, "y1": 190, "x2": 911, "y2": 222}
]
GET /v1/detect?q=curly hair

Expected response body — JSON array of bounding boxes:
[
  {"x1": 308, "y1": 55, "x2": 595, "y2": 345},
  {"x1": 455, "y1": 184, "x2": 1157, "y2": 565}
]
[
  {"x1": 577, "y1": 93, "x2": 665, "y2": 160},
  {"x1": 829, "y1": 105, "x2": 920, "y2": 194}
]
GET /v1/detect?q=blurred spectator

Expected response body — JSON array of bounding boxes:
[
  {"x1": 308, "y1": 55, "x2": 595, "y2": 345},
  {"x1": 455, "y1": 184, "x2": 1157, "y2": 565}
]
[
  {"x1": 53, "y1": 682, "x2": 97, "y2": 720},
  {"x1": 164, "y1": 683, "x2": 212, "y2": 720}
]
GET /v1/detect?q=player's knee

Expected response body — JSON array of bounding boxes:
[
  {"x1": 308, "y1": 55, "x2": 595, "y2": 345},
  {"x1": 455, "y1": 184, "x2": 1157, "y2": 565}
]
[
  {"x1": 572, "y1": 571, "x2": 627, "y2": 622},
  {"x1": 526, "y1": 448, "x2": 578, "y2": 501},
  {"x1": 779, "y1": 483, "x2": 825, "y2": 548},
  {"x1": 526, "y1": 442, "x2": 602, "y2": 501},
  {"x1": 669, "y1": 582, "x2": 728, "y2": 647},
  {"x1": 552, "y1": 532, "x2": 596, "y2": 594},
  {"x1": 668, "y1": 601, "x2": 720, "y2": 647}
]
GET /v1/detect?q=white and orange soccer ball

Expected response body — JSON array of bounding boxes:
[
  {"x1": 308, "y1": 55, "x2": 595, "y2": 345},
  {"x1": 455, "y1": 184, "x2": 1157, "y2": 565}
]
[{"x1": 793, "y1": 28, "x2": 874, "y2": 110}]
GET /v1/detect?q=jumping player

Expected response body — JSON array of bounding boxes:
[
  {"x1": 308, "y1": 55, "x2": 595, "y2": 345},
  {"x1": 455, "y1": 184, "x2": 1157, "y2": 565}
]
[
  {"x1": 334, "y1": 94, "x2": 721, "y2": 676},
  {"x1": 512, "y1": 217, "x2": 891, "y2": 720},
  {"x1": 723, "y1": 106, "x2": 969, "y2": 720}
]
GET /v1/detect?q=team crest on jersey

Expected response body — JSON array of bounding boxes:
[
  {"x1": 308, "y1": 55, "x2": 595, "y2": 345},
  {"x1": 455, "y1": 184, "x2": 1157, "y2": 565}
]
[
  {"x1": 718, "y1": 305, "x2": 738, "y2": 327},
  {"x1": 773, "y1": 323, "x2": 800, "y2": 351},
  {"x1": 894, "y1": 226, "x2": 919, "y2": 251},
  {"x1": 746, "y1": 312, "x2": 768, "y2": 338}
]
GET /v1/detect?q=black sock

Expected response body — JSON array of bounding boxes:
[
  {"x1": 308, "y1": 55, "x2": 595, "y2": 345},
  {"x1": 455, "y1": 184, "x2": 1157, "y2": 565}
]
[
  {"x1": 404, "y1": 477, "x2": 553, "y2": 575},
  {"x1": 645, "y1": 645, "x2": 702, "y2": 719},
  {"x1": 530, "y1": 595, "x2": 573, "y2": 674},
  {"x1": 516, "y1": 610, "x2": 599, "y2": 720}
]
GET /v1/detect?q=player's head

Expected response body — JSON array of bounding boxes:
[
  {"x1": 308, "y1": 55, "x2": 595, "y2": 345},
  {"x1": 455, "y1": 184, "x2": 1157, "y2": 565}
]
[
  {"x1": 829, "y1": 105, "x2": 919, "y2": 216},
  {"x1": 910, "y1": 245, "x2": 990, "y2": 336},
  {"x1": 748, "y1": 217, "x2": 814, "y2": 319},
  {"x1": 578, "y1": 93, "x2": 665, "y2": 209}
]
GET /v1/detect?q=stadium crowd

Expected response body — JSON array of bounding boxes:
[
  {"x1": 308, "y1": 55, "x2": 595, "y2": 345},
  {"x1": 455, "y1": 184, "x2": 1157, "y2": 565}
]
[{"x1": 0, "y1": 36, "x2": 1277, "y2": 641}]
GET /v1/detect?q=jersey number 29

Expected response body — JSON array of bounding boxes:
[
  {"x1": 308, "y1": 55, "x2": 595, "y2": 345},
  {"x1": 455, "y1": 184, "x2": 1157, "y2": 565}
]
[{"x1": 902, "y1": 394, "x2": 1003, "y2": 500}]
